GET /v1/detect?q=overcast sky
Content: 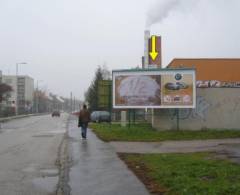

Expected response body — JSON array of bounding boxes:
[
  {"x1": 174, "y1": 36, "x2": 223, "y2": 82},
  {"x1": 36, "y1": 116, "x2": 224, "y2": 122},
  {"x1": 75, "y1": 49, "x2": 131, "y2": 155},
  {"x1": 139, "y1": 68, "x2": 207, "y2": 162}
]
[{"x1": 0, "y1": 0, "x2": 240, "y2": 100}]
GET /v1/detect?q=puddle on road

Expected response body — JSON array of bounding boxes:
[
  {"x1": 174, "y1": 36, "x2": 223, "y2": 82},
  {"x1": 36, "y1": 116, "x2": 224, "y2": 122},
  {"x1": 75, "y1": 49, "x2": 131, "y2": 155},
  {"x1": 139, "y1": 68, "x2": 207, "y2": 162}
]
[{"x1": 32, "y1": 176, "x2": 58, "y2": 193}]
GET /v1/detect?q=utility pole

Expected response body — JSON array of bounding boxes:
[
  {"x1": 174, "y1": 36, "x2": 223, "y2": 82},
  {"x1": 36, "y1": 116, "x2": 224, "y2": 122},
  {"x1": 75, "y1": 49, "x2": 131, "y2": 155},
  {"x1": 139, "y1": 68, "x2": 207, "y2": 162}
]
[
  {"x1": 36, "y1": 80, "x2": 43, "y2": 113},
  {"x1": 73, "y1": 96, "x2": 76, "y2": 112},
  {"x1": 70, "y1": 92, "x2": 72, "y2": 113},
  {"x1": 36, "y1": 81, "x2": 39, "y2": 113}
]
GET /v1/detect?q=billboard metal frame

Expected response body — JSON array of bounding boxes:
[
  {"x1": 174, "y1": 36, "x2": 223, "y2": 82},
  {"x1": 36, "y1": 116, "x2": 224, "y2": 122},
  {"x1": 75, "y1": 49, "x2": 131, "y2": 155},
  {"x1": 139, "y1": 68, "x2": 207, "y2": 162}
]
[{"x1": 112, "y1": 68, "x2": 196, "y2": 109}]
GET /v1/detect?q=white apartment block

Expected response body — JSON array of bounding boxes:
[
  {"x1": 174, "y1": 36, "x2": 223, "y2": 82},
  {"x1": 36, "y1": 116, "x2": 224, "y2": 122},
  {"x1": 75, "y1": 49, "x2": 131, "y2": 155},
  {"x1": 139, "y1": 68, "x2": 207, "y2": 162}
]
[{"x1": 1, "y1": 75, "x2": 34, "y2": 113}]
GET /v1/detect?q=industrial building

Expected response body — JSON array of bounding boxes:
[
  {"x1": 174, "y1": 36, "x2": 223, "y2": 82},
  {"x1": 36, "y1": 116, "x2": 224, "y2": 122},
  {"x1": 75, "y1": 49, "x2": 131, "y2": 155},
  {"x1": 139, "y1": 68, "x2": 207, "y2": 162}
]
[
  {"x1": 168, "y1": 58, "x2": 240, "y2": 83},
  {"x1": 143, "y1": 31, "x2": 240, "y2": 130}
]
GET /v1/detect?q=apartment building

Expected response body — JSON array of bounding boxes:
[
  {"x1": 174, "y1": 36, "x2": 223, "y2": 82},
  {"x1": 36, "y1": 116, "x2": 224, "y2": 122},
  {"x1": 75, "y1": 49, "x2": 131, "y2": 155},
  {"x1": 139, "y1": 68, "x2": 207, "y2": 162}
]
[{"x1": 1, "y1": 75, "x2": 34, "y2": 114}]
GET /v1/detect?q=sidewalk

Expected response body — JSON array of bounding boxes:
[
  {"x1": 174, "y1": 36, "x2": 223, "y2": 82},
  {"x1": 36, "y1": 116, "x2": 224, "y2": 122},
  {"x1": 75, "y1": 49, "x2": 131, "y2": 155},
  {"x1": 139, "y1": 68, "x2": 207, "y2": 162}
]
[
  {"x1": 67, "y1": 118, "x2": 149, "y2": 195},
  {"x1": 110, "y1": 139, "x2": 240, "y2": 163},
  {"x1": 109, "y1": 139, "x2": 240, "y2": 153}
]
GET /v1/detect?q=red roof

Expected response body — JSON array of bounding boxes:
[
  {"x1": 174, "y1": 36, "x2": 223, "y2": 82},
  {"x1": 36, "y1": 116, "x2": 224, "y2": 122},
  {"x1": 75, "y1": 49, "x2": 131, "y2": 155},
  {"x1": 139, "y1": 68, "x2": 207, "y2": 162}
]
[{"x1": 167, "y1": 58, "x2": 240, "y2": 81}]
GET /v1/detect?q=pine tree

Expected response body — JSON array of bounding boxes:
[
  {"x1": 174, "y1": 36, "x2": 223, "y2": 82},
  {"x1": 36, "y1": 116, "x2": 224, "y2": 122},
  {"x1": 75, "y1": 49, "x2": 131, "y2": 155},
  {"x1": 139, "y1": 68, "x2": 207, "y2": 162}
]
[{"x1": 85, "y1": 65, "x2": 110, "y2": 111}]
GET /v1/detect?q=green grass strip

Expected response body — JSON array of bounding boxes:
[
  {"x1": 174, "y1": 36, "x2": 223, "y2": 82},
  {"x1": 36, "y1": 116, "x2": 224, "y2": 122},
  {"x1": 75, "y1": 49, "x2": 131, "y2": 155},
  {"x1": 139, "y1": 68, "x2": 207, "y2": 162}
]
[{"x1": 90, "y1": 123, "x2": 240, "y2": 142}]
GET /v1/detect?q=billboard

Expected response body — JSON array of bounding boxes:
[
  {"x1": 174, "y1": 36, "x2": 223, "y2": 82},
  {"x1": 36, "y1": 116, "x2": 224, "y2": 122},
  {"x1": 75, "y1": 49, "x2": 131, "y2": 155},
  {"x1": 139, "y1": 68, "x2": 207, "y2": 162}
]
[
  {"x1": 98, "y1": 80, "x2": 112, "y2": 109},
  {"x1": 113, "y1": 69, "x2": 196, "y2": 109}
]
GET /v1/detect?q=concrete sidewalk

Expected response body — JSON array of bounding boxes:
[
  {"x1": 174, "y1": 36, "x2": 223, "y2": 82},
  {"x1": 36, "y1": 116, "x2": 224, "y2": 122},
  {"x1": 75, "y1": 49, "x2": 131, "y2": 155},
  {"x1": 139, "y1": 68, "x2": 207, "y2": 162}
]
[
  {"x1": 67, "y1": 118, "x2": 149, "y2": 195},
  {"x1": 110, "y1": 139, "x2": 240, "y2": 164},
  {"x1": 109, "y1": 139, "x2": 240, "y2": 153}
]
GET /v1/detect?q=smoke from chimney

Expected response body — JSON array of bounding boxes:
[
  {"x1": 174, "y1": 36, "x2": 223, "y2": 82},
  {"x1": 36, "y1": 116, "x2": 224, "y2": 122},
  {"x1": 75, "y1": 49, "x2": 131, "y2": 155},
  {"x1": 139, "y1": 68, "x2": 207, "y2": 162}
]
[{"x1": 146, "y1": 0, "x2": 180, "y2": 28}]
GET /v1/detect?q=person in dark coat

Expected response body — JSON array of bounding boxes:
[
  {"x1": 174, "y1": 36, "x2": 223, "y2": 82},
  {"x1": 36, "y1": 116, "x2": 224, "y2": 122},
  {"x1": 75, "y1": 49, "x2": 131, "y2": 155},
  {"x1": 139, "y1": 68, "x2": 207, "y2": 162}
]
[{"x1": 78, "y1": 104, "x2": 91, "y2": 139}]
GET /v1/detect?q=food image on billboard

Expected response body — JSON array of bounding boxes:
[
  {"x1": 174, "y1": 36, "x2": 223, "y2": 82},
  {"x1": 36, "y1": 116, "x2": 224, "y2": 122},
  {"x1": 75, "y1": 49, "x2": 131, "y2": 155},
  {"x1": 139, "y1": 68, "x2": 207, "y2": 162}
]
[
  {"x1": 162, "y1": 74, "x2": 194, "y2": 106},
  {"x1": 113, "y1": 69, "x2": 196, "y2": 109},
  {"x1": 115, "y1": 75, "x2": 161, "y2": 106}
]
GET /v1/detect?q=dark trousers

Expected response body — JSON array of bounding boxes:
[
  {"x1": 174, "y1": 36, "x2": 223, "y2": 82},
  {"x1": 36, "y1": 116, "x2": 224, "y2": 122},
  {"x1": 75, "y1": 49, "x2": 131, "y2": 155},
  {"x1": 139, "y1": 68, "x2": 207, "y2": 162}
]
[{"x1": 81, "y1": 123, "x2": 88, "y2": 138}]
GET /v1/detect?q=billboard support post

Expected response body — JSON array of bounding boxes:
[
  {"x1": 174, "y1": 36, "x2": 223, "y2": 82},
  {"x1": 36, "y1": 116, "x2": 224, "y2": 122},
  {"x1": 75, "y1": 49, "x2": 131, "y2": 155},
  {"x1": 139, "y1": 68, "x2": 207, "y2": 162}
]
[
  {"x1": 121, "y1": 111, "x2": 127, "y2": 127},
  {"x1": 176, "y1": 109, "x2": 180, "y2": 131},
  {"x1": 128, "y1": 109, "x2": 131, "y2": 129},
  {"x1": 133, "y1": 109, "x2": 136, "y2": 124},
  {"x1": 151, "y1": 109, "x2": 154, "y2": 127},
  {"x1": 109, "y1": 82, "x2": 112, "y2": 126}
]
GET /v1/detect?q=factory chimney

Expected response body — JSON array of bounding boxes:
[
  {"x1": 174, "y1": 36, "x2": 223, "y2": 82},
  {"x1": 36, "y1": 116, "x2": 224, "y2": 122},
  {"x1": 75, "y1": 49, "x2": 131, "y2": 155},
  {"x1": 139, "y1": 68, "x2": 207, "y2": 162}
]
[
  {"x1": 148, "y1": 35, "x2": 162, "y2": 68},
  {"x1": 143, "y1": 30, "x2": 162, "y2": 69},
  {"x1": 143, "y1": 30, "x2": 150, "y2": 69}
]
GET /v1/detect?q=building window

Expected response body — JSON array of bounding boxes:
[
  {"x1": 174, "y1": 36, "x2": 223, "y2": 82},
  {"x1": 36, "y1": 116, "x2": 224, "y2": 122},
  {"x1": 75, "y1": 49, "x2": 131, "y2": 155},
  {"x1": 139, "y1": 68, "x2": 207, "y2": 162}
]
[{"x1": 5, "y1": 79, "x2": 12, "y2": 84}]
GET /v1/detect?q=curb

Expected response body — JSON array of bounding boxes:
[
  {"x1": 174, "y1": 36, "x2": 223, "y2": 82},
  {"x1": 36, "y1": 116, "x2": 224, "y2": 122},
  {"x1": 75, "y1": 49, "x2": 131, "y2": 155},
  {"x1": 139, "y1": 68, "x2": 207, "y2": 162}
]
[
  {"x1": 0, "y1": 113, "x2": 49, "y2": 123},
  {"x1": 56, "y1": 115, "x2": 71, "y2": 195}
]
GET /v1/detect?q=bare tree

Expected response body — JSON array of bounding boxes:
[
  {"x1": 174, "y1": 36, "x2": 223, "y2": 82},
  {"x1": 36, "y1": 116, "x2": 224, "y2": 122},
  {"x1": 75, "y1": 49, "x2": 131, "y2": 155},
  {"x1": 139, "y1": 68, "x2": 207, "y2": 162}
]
[{"x1": 0, "y1": 83, "x2": 12, "y2": 103}]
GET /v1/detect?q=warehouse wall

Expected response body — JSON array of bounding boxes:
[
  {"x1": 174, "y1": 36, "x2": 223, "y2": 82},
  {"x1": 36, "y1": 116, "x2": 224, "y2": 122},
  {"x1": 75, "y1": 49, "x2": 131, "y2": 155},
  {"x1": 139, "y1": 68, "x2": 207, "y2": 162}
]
[{"x1": 153, "y1": 88, "x2": 240, "y2": 130}]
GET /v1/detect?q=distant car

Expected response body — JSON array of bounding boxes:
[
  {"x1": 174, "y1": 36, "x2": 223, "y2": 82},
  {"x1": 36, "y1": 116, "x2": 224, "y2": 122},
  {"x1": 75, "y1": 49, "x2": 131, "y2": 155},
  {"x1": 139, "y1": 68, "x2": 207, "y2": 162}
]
[
  {"x1": 165, "y1": 82, "x2": 188, "y2": 90},
  {"x1": 91, "y1": 111, "x2": 111, "y2": 123},
  {"x1": 52, "y1": 111, "x2": 60, "y2": 117}
]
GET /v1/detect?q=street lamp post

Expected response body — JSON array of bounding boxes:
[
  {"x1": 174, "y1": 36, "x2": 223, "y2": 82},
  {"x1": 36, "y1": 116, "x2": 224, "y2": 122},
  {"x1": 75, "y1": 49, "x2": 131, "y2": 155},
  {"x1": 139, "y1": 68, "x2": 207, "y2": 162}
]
[
  {"x1": 36, "y1": 80, "x2": 43, "y2": 113},
  {"x1": 16, "y1": 62, "x2": 27, "y2": 115}
]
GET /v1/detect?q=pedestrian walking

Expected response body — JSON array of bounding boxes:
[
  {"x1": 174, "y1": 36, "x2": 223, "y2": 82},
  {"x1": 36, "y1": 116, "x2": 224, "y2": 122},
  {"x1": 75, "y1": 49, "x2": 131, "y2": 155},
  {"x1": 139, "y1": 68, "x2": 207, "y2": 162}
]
[{"x1": 78, "y1": 104, "x2": 91, "y2": 139}]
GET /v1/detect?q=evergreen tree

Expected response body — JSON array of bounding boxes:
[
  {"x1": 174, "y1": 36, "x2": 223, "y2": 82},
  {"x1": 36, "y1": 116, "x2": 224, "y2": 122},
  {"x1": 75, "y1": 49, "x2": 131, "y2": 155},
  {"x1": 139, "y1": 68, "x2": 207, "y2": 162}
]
[{"x1": 85, "y1": 65, "x2": 110, "y2": 111}]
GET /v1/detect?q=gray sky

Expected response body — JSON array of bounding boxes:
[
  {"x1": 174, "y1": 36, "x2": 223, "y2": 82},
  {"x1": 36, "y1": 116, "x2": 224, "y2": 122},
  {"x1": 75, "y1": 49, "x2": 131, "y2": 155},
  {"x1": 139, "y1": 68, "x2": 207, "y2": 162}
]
[{"x1": 0, "y1": 0, "x2": 240, "y2": 100}]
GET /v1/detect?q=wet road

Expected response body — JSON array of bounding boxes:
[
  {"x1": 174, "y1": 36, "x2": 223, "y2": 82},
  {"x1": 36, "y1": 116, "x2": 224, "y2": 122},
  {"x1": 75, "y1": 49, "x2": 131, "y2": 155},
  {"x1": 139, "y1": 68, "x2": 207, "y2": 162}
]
[
  {"x1": 0, "y1": 114, "x2": 68, "y2": 195},
  {"x1": 67, "y1": 116, "x2": 149, "y2": 195}
]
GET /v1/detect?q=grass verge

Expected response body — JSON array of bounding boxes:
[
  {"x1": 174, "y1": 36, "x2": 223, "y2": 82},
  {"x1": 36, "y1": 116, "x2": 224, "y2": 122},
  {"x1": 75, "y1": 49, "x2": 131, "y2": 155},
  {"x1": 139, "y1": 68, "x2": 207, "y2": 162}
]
[
  {"x1": 90, "y1": 123, "x2": 240, "y2": 142},
  {"x1": 119, "y1": 153, "x2": 240, "y2": 195}
]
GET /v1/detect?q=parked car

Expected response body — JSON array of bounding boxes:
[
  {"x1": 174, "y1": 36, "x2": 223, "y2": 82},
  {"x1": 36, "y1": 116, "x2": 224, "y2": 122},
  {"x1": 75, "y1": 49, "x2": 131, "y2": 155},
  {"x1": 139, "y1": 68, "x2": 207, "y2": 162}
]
[
  {"x1": 176, "y1": 82, "x2": 188, "y2": 89},
  {"x1": 52, "y1": 111, "x2": 60, "y2": 117},
  {"x1": 165, "y1": 82, "x2": 188, "y2": 90},
  {"x1": 91, "y1": 111, "x2": 111, "y2": 123}
]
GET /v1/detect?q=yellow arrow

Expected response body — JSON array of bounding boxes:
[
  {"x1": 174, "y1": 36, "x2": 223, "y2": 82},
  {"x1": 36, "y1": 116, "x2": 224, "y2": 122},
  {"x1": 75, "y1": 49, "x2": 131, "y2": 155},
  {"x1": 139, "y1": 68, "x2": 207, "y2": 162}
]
[{"x1": 149, "y1": 35, "x2": 158, "y2": 61}]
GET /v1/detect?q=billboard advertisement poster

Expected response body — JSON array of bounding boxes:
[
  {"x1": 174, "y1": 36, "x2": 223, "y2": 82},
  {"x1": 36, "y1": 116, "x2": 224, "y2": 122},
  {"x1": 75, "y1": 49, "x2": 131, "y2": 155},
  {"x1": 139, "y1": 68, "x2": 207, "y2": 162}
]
[
  {"x1": 162, "y1": 74, "x2": 194, "y2": 106},
  {"x1": 98, "y1": 80, "x2": 112, "y2": 109},
  {"x1": 112, "y1": 69, "x2": 196, "y2": 109}
]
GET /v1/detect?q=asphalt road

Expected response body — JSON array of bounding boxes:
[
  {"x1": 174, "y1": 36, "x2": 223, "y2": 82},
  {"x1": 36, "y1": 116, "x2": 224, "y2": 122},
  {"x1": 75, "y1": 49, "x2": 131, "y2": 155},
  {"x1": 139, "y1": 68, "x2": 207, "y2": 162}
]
[{"x1": 0, "y1": 114, "x2": 68, "y2": 195}]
